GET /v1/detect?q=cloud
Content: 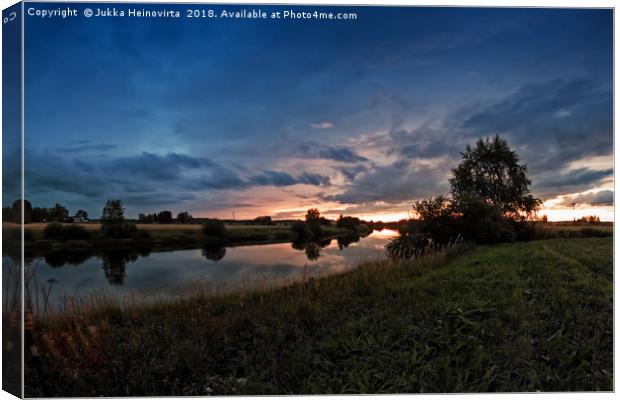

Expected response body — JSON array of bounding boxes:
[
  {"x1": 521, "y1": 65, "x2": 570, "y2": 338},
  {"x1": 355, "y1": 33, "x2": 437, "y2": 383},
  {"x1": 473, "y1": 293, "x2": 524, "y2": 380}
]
[
  {"x1": 56, "y1": 143, "x2": 118, "y2": 153},
  {"x1": 323, "y1": 159, "x2": 451, "y2": 205},
  {"x1": 110, "y1": 152, "x2": 219, "y2": 181},
  {"x1": 452, "y1": 77, "x2": 613, "y2": 173},
  {"x1": 248, "y1": 171, "x2": 330, "y2": 187},
  {"x1": 339, "y1": 165, "x2": 368, "y2": 180},
  {"x1": 25, "y1": 150, "x2": 331, "y2": 213},
  {"x1": 310, "y1": 121, "x2": 334, "y2": 130},
  {"x1": 298, "y1": 172, "x2": 331, "y2": 186},
  {"x1": 298, "y1": 142, "x2": 368, "y2": 163},
  {"x1": 534, "y1": 168, "x2": 613, "y2": 197},
  {"x1": 557, "y1": 190, "x2": 613, "y2": 207},
  {"x1": 358, "y1": 77, "x2": 614, "y2": 204}
]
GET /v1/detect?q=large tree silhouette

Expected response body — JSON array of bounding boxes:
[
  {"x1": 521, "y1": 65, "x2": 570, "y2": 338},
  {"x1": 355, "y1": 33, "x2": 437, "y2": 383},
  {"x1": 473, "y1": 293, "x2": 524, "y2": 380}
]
[{"x1": 449, "y1": 135, "x2": 541, "y2": 217}]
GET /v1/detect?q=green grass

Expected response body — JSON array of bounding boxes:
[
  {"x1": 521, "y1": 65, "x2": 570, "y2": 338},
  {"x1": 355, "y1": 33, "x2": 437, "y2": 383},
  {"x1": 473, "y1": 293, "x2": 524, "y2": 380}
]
[{"x1": 25, "y1": 238, "x2": 612, "y2": 396}]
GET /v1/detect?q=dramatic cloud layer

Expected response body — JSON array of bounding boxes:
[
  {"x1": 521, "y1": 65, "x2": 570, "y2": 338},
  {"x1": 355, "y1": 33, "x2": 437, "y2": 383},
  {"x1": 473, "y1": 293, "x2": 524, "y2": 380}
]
[
  {"x1": 558, "y1": 190, "x2": 613, "y2": 207},
  {"x1": 18, "y1": 6, "x2": 612, "y2": 220}
]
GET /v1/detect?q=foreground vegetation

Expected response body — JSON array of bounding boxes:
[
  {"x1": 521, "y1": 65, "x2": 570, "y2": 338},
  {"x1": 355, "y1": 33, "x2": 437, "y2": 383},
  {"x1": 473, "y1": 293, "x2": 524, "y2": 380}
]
[{"x1": 24, "y1": 237, "x2": 612, "y2": 395}]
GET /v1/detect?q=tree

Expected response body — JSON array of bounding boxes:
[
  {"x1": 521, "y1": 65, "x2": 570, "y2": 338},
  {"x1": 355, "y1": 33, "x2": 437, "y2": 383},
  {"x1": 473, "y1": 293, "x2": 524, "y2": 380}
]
[
  {"x1": 176, "y1": 212, "x2": 191, "y2": 224},
  {"x1": 31, "y1": 207, "x2": 50, "y2": 222},
  {"x1": 74, "y1": 209, "x2": 89, "y2": 222},
  {"x1": 291, "y1": 221, "x2": 312, "y2": 241},
  {"x1": 337, "y1": 215, "x2": 362, "y2": 231},
  {"x1": 100, "y1": 200, "x2": 137, "y2": 239},
  {"x1": 201, "y1": 219, "x2": 226, "y2": 238},
  {"x1": 410, "y1": 196, "x2": 457, "y2": 244},
  {"x1": 305, "y1": 208, "x2": 320, "y2": 224},
  {"x1": 101, "y1": 200, "x2": 124, "y2": 225},
  {"x1": 449, "y1": 135, "x2": 541, "y2": 218},
  {"x1": 49, "y1": 203, "x2": 69, "y2": 222},
  {"x1": 157, "y1": 211, "x2": 173, "y2": 224},
  {"x1": 253, "y1": 216, "x2": 272, "y2": 225},
  {"x1": 12, "y1": 199, "x2": 32, "y2": 223},
  {"x1": 139, "y1": 213, "x2": 158, "y2": 224},
  {"x1": 304, "y1": 208, "x2": 323, "y2": 238}
]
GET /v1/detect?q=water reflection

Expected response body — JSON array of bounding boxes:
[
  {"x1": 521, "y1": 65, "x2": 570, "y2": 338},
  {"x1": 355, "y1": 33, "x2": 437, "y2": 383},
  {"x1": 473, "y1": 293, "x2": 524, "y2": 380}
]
[
  {"x1": 101, "y1": 250, "x2": 141, "y2": 285},
  {"x1": 45, "y1": 251, "x2": 91, "y2": 267},
  {"x1": 337, "y1": 234, "x2": 362, "y2": 249},
  {"x1": 202, "y1": 245, "x2": 226, "y2": 261},
  {"x1": 291, "y1": 237, "x2": 332, "y2": 261},
  {"x1": 20, "y1": 229, "x2": 399, "y2": 309},
  {"x1": 304, "y1": 242, "x2": 322, "y2": 261}
]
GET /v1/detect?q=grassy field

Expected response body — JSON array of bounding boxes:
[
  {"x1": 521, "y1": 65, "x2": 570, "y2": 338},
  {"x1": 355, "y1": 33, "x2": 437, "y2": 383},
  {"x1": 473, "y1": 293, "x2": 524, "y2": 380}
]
[
  {"x1": 546, "y1": 223, "x2": 613, "y2": 232},
  {"x1": 24, "y1": 237, "x2": 612, "y2": 395}
]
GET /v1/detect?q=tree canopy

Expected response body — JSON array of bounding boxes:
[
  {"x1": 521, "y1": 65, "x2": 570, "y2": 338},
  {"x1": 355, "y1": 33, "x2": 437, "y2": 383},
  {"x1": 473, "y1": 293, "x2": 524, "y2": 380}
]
[
  {"x1": 101, "y1": 200, "x2": 125, "y2": 225},
  {"x1": 449, "y1": 135, "x2": 541, "y2": 217}
]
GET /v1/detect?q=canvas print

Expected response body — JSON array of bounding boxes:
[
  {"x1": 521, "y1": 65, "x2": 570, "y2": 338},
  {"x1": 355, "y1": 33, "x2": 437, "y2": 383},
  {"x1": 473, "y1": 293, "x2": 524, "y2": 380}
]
[{"x1": 2, "y1": 2, "x2": 614, "y2": 397}]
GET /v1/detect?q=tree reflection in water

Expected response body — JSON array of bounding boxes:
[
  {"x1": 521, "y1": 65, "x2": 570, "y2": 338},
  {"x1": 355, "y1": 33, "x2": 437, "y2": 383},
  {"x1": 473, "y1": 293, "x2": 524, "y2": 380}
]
[
  {"x1": 291, "y1": 237, "x2": 343, "y2": 261},
  {"x1": 337, "y1": 234, "x2": 361, "y2": 249},
  {"x1": 100, "y1": 249, "x2": 142, "y2": 285},
  {"x1": 39, "y1": 245, "x2": 153, "y2": 286},
  {"x1": 202, "y1": 245, "x2": 226, "y2": 261},
  {"x1": 44, "y1": 251, "x2": 91, "y2": 268}
]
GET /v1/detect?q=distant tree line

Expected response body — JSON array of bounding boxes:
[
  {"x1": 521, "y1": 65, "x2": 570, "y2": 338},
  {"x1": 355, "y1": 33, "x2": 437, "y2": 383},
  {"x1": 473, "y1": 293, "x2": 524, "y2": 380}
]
[
  {"x1": 3, "y1": 199, "x2": 88, "y2": 224},
  {"x1": 137, "y1": 211, "x2": 193, "y2": 224},
  {"x1": 290, "y1": 208, "x2": 370, "y2": 242},
  {"x1": 579, "y1": 215, "x2": 601, "y2": 224}
]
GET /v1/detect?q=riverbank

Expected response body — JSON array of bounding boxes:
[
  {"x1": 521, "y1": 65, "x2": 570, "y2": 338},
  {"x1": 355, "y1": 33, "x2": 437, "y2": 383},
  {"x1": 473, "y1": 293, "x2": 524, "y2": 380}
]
[
  {"x1": 3, "y1": 222, "x2": 364, "y2": 256},
  {"x1": 24, "y1": 237, "x2": 612, "y2": 395}
]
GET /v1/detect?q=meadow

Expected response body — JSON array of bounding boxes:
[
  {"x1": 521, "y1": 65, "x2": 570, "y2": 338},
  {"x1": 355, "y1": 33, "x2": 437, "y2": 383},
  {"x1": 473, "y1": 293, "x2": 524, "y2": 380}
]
[{"x1": 23, "y1": 237, "x2": 612, "y2": 396}]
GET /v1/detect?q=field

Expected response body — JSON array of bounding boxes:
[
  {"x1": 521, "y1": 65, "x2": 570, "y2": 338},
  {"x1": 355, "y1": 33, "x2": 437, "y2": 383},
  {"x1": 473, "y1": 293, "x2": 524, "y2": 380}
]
[
  {"x1": 24, "y1": 237, "x2": 612, "y2": 395},
  {"x1": 547, "y1": 224, "x2": 613, "y2": 232}
]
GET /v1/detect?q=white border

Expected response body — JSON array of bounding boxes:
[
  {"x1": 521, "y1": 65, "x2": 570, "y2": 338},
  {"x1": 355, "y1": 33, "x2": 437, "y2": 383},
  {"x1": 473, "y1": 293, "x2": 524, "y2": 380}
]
[{"x1": 0, "y1": 1, "x2": 616, "y2": 400}]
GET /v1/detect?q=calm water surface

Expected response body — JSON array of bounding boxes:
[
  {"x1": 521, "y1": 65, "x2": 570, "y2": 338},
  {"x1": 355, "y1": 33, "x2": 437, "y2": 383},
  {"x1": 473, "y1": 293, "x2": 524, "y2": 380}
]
[{"x1": 17, "y1": 229, "x2": 398, "y2": 309}]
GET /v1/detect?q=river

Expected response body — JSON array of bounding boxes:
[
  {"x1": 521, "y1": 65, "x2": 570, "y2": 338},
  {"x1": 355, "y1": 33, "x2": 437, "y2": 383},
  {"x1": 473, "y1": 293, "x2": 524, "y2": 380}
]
[{"x1": 9, "y1": 229, "x2": 399, "y2": 311}]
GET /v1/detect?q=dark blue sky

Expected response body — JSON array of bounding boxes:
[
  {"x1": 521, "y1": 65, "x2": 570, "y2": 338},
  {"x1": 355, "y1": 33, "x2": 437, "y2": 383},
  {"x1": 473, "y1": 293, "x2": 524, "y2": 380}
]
[
  {"x1": 19, "y1": 4, "x2": 613, "y2": 220},
  {"x1": 2, "y1": 2, "x2": 21, "y2": 207}
]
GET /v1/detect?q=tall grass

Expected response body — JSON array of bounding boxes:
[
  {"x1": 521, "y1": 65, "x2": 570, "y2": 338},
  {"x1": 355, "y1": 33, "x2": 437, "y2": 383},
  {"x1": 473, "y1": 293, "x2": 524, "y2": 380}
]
[{"x1": 23, "y1": 238, "x2": 612, "y2": 396}]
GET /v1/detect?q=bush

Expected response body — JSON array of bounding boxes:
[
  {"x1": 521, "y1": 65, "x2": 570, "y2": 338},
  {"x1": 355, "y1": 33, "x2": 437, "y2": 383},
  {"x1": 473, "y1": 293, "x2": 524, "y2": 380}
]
[
  {"x1": 62, "y1": 224, "x2": 91, "y2": 240},
  {"x1": 291, "y1": 221, "x2": 311, "y2": 240},
  {"x1": 412, "y1": 197, "x2": 459, "y2": 245},
  {"x1": 202, "y1": 219, "x2": 226, "y2": 238},
  {"x1": 308, "y1": 222, "x2": 323, "y2": 238},
  {"x1": 580, "y1": 228, "x2": 612, "y2": 238},
  {"x1": 554, "y1": 227, "x2": 612, "y2": 239},
  {"x1": 7, "y1": 228, "x2": 33, "y2": 241},
  {"x1": 43, "y1": 222, "x2": 91, "y2": 241},
  {"x1": 134, "y1": 229, "x2": 152, "y2": 239},
  {"x1": 43, "y1": 222, "x2": 66, "y2": 240},
  {"x1": 385, "y1": 233, "x2": 428, "y2": 260},
  {"x1": 101, "y1": 223, "x2": 137, "y2": 239},
  {"x1": 455, "y1": 196, "x2": 515, "y2": 244}
]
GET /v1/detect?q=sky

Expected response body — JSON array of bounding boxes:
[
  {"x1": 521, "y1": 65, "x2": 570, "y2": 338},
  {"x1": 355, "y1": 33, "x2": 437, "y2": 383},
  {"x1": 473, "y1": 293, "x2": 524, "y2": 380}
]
[{"x1": 15, "y1": 4, "x2": 613, "y2": 221}]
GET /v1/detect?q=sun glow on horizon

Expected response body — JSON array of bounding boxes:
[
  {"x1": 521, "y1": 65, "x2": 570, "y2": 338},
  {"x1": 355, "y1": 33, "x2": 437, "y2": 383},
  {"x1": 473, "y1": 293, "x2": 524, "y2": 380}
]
[
  {"x1": 540, "y1": 187, "x2": 614, "y2": 222},
  {"x1": 538, "y1": 206, "x2": 614, "y2": 222}
]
